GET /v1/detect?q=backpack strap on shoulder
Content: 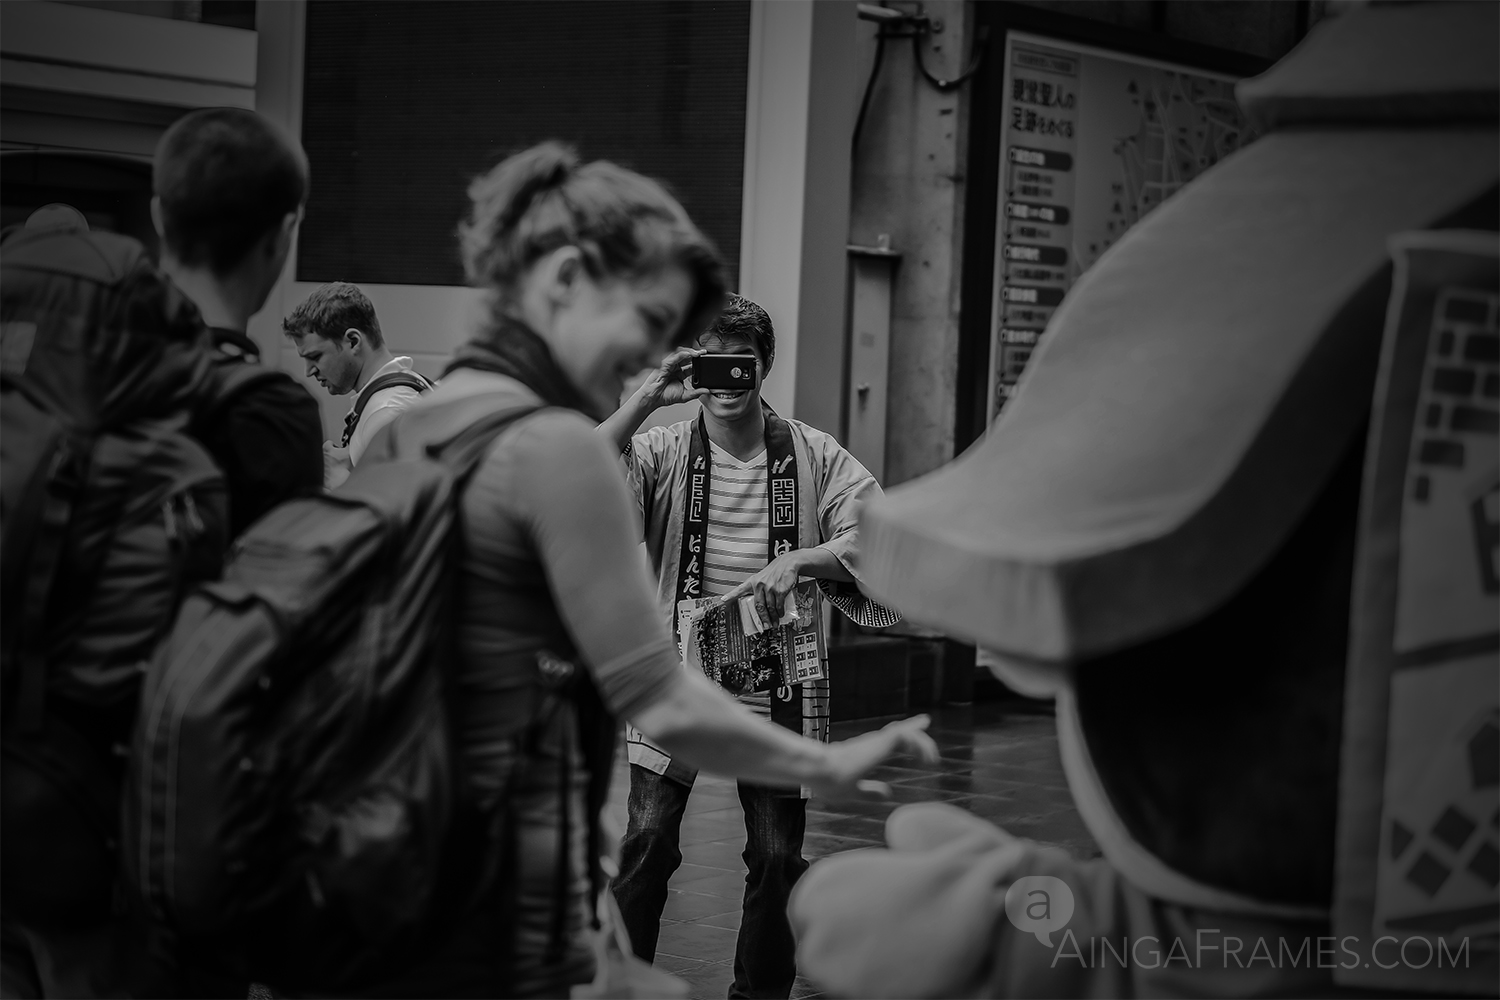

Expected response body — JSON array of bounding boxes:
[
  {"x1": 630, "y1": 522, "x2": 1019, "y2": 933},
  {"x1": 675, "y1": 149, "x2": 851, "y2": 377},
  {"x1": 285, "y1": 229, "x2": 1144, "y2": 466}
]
[
  {"x1": 426, "y1": 404, "x2": 540, "y2": 480},
  {"x1": 341, "y1": 371, "x2": 434, "y2": 447},
  {"x1": 569, "y1": 669, "x2": 614, "y2": 928},
  {"x1": 14, "y1": 439, "x2": 89, "y2": 732}
]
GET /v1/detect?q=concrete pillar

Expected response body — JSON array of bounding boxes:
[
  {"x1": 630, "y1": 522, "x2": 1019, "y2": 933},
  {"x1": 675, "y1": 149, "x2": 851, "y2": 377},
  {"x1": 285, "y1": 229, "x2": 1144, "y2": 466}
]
[
  {"x1": 248, "y1": 0, "x2": 306, "y2": 365},
  {"x1": 738, "y1": 0, "x2": 859, "y2": 430},
  {"x1": 850, "y1": 0, "x2": 975, "y2": 486}
]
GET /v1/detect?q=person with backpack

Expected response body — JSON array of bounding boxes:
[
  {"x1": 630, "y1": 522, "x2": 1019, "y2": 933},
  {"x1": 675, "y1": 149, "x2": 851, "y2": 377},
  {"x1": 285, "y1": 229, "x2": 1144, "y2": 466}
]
[
  {"x1": 153, "y1": 107, "x2": 325, "y2": 539},
  {"x1": 282, "y1": 281, "x2": 434, "y2": 489},
  {"x1": 1, "y1": 206, "x2": 230, "y2": 997},
  {"x1": 423, "y1": 141, "x2": 937, "y2": 997},
  {"x1": 0, "y1": 106, "x2": 324, "y2": 1000},
  {"x1": 126, "y1": 141, "x2": 938, "y2": 998}
]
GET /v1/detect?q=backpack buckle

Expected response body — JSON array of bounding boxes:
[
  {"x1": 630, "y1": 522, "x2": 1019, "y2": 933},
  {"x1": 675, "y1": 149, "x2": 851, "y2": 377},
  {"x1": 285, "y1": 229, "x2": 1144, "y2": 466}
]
[{"x1": 535, "y1": 650, "x2": 576, "y2": 691}]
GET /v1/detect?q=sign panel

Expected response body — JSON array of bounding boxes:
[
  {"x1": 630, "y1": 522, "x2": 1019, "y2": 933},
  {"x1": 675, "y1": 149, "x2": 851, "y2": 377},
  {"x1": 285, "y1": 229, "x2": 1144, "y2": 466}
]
[
  {"x1": 1335, "y1": 231, "x2": 1498, "y2": 995},
  {"x1": 988, "y1": 32, "x2": 1249, "y2": 422}
]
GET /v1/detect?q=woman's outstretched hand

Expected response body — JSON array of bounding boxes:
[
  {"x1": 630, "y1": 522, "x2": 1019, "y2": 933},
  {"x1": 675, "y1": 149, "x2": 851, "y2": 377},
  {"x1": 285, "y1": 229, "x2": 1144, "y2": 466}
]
[{"x1": 807, "y1": 715, "x2": 940, "y2": 802}]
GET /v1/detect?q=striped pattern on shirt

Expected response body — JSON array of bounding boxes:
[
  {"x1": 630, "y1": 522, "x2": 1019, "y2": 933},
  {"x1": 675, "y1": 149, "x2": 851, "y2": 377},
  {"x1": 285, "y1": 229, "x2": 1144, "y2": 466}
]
[
  {"x1": 702, "y1": 442, "x2": 769, "y2": 598},
  {"x1": 704, "y1": 441, "x2": 771, "y2": 716}
]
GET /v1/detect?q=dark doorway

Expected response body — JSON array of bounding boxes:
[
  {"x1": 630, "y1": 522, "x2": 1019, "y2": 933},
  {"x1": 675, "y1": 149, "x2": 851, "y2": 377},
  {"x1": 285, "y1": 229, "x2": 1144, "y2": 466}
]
[{"x1": 1, "y1": 152, "x2": 157, "y2": 256}]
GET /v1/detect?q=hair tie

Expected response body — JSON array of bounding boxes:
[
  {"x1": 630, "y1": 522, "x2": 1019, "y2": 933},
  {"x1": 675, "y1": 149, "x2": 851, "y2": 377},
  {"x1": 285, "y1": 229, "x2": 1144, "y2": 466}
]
[{"x1": 497, "y1": 145, "x2": 577, "y2": 233}]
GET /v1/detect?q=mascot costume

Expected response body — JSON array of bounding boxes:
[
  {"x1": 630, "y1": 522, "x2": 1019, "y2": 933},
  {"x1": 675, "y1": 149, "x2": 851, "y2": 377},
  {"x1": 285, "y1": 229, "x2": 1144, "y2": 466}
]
[{"x1": 790, "y1": 4, "x2": 1498, "y2": 996}]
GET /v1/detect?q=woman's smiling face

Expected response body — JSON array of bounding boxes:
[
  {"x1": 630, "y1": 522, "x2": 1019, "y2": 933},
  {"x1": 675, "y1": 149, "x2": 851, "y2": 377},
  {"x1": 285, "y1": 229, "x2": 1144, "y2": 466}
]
[{"x1": 539, "y1": 256, "x2": 694, "y2": 414}]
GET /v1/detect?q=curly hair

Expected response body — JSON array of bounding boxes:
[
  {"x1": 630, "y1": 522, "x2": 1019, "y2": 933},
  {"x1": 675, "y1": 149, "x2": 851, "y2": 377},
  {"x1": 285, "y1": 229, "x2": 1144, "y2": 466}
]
[{"x1": 458, "y1": 141, "x2": 726, "y2": 346}]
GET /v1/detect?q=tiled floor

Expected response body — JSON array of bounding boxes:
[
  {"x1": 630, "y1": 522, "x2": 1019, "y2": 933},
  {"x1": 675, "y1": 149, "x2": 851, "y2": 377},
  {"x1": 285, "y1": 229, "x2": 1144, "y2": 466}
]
[{"x1": 603, "y1": 699, "x2": 1100, "y2": 1000}]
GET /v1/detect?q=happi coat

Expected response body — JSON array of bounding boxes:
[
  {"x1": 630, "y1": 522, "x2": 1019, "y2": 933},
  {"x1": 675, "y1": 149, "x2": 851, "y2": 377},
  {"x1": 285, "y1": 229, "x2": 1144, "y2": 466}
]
[{"x1": 621, "y1": 412, "x2": 895, "y2": 786}]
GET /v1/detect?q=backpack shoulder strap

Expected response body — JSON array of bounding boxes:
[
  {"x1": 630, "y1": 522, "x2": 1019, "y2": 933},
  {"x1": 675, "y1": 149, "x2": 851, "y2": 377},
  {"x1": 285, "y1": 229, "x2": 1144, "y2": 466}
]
[
  {"x1": 426, "y1": 404, "x2": 541, "y2": 481},
  {"x1": 342, "y1": 371, "x2": 434, "y2": 447},
  {"x1": 367, "y1": 370, "x2": 434, "y2": 397},
  {"x1": 11, "y1": 435, "x2": 89, "y2": 732}
]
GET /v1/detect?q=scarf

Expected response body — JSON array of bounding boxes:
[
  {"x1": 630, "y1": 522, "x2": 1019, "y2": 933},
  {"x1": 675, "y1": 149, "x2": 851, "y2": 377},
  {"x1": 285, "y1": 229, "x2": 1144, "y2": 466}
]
[
  {"x1": 677, "y1": 403, "x2": 805, "y2": 731},
  {"x1": 445, "y1": 315, "x2": 599, "y2": 419}
]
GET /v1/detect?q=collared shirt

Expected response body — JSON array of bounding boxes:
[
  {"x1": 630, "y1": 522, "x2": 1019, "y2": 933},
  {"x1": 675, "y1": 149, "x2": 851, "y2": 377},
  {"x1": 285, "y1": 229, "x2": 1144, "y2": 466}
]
[{"x1": 345, "y1": 355, "x2": 425, "y2": 467}]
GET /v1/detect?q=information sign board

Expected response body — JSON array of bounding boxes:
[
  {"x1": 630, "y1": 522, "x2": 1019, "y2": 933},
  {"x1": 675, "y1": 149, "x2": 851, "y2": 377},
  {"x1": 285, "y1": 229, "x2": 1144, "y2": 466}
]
[{"x1": 988, "y1": 32, "x2": 1250, "y2": 421}]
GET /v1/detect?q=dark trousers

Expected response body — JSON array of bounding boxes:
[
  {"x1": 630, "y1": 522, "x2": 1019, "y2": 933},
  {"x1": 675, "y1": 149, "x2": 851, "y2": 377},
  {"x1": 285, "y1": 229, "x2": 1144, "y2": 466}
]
[{"x1": 613, "y1": 765, "x2": 808, "y2": 1000}]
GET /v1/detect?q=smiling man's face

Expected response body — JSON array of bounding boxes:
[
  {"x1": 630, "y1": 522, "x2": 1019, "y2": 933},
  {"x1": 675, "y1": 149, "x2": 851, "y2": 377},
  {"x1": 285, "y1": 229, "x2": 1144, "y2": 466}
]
[{"x1": 696, "y1": 331, "x2": 764, "y2": 423}]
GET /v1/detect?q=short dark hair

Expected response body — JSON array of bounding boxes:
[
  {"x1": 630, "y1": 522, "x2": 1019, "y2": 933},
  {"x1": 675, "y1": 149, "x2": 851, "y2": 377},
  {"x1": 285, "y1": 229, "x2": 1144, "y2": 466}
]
[
  {"x1": 701, "y1": 294, "x2": 774, "y2": 373},
  {"x1": 154, "y1": 108, "x2": 309, "y2": 274},
  {"x1": 283, "y1": 281, "x2": 384, "y2": 348},
  {"x1": 460, "y1": 141, "x2": 726, "y2": 348}
]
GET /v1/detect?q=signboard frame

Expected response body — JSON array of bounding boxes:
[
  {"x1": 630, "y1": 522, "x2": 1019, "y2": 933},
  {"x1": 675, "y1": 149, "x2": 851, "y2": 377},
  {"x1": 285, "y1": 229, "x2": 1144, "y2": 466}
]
[{"x1": 984, "y1": 30, "x2": 1247, "y2": 425}]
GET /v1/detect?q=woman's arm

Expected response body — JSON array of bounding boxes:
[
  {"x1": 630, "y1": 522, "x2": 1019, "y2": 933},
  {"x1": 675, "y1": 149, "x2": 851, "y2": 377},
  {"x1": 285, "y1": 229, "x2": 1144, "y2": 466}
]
[
  {"x1": 507, "y1": 412, "x2": 936, "y2": 797},
  {"x1": 632, "y1": 667, "x2": 935, "y2": 800}
]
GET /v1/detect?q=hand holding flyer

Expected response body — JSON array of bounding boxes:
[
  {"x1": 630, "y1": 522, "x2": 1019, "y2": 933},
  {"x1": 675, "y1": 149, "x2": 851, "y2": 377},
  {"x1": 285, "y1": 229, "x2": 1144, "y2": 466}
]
[
  {"x1": 737, "y1": 588, "x2": 801, "y2": 636},
  {"x1": 678, "y1": 581, "x2": 827, "y2": 694}
]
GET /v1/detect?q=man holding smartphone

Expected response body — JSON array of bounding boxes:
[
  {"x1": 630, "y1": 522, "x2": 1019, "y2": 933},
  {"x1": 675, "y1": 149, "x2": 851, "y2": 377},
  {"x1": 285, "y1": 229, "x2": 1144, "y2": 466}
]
[{"x1": 600, "y1": 294, "x2": 898, "y2": 999}]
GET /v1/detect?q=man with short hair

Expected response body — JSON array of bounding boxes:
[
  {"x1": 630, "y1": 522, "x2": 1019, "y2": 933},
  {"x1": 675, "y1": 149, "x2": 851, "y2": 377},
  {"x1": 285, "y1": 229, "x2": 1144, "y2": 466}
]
[
  {"x1": 283, "y1": 281, "x2": 431, "y2": 488},
  {"x1": 147, "y1": 107, "x2": 323, "y2": 998},
  {"x1": 0, "y1": 107, "x2": 325, "y2": 1000},
  {"x1": 601, "y1": 294, "x2": 898, "y2": 1000},
  {"x1": 154, "y1": 106, "x2": 324, "y2": 537}
]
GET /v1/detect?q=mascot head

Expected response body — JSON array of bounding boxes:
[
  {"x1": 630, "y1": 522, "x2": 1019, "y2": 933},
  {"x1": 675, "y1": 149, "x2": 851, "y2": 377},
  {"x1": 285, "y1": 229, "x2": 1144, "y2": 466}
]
[{"x1": 860, "y1": 5, "x2": 1497, "y2": 992}]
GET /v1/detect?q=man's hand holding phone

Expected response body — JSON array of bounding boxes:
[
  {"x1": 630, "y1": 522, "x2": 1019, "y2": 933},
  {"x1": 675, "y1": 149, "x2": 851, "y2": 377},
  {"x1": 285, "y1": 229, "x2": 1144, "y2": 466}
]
[
  {"x1": 603, "y1": 347, "x2": 764, "y2": 452},
  {"x1": 602, "y1": 347, "x2": 708, "y2": 451},
  {"x1": 640, "y1": 346, "x2": 709, "y2": 410},
  {"x1": 633, "y1": 346, "x2": 763, "y2": 415}
]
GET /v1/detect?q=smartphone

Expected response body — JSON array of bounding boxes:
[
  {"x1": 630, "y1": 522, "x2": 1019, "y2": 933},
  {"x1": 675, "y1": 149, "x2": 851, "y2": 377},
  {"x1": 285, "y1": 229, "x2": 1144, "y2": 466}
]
[{"x1": 692, "y1": 354, "x2": 759, "y2": 391}]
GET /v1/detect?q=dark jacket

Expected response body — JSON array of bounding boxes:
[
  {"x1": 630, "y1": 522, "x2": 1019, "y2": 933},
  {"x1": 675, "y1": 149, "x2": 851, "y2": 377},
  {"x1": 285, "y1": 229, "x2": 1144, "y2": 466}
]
[{"x1": 195, "y1": 326, "x2": 324, "y2": 537}]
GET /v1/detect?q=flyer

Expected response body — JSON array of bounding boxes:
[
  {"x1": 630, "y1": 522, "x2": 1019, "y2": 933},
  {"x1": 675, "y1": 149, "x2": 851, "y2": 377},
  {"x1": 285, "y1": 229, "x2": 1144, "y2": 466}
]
[{"x1": 678, "y1": 580, "x2": 827, "y2": 694}]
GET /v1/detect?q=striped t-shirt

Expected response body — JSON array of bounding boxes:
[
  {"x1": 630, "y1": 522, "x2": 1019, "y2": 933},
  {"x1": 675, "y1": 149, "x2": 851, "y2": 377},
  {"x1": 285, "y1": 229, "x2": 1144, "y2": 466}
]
[{"x1": 703, "y1": 440, "x2": 771, "y2": 715}]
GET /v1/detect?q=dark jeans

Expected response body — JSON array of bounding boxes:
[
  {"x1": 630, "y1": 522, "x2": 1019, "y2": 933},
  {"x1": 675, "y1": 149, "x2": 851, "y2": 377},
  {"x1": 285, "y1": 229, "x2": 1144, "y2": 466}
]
[{"x1": 613, "y1": 765, "x2": 808, "y2": 1000}]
